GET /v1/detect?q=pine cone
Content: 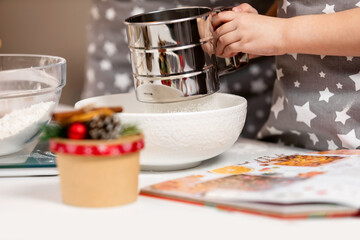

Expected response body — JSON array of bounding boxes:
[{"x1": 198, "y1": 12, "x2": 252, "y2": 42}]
[{"x1": 87, "y1": 115, "x2": 122, "y2": 139}]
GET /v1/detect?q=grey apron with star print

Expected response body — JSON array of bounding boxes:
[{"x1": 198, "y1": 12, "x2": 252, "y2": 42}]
[
  {"x1": 258, "y1": 0, "x2": 360, "y2": 150},
  {"x1": 81, "y1": 0, "x2": 276, "y2": 139}
]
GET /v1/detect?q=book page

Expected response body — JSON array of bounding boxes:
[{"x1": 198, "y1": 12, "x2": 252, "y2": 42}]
[{"x1": 142, "y1": 150, "x2": 360, "y2": 211}]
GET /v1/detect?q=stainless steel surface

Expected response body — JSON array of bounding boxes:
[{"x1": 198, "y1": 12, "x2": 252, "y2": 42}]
[
  {"x1": 213, "y1": 7, "x2": 249, "y2": 76},
  {"x1": 124, "y1": 7, "x2": 248, "y2": 103}
]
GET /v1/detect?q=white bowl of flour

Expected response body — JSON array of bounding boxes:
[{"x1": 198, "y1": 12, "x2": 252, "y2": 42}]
[
  {"x1": 0, "y1": 101, "x2": 55, "y2": 156},
  {"x1": 0, "y1": 54, "x2": 66, "y2": 158}
]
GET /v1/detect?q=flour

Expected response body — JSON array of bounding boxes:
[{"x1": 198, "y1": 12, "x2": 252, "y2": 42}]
[{"x1": 0, "y1": 101, "x2": 55, "y2": 156}]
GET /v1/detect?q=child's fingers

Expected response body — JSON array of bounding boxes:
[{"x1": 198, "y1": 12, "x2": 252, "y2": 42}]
[
  {"x1": 222, "y1": 42, "x2": 243, "y2": 58},
  {"x1": 232, "y1": 3, "x2": 258, "y2": 14},
  {"x1": 211, "y1": 11, "x2": 236, "y2": 30},
  {"x1": 216, "y1": 30, "x2": 241, "y2": 56},
  {"x1": 214, "y1": 22, "x2": 236, "y2": 40}
]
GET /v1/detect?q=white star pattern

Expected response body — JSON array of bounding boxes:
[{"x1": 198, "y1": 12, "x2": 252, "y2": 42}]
[
  {"x1": 265, "y1": 96, "x2": 272, "y2": 104},
  {"x1": 122, "y1": 143, "x2": 133, "y2": 152},
  {"x1": 319, "y1": 87, "x2": 334, "y2": 103},
  {"x1": 247, "y1": 124, "x2": 256, "y2": 133},
  {"x1": 105, "y1": 8, "x2": 116, "y2": 21},
  {"x1": 271, "y1": 96, "x2": 285, "y2": 119},
  {"x1": 136, "y1": 141, "x2": 144, "y2": 149},
  {"x1": 66, "y1": 145, "x2": 77, "y2": 153},
  {"x1": 88, "y1": 43, "x2": 96, "y2": 54},
  {"x1": 86, "y1": 68, "x2": 95, "y2": 83},
  {"x1": 97, "y1": 81, "x2": 105, "y2": 90},
  {"x1": 291, "y1": 130, "x2": 301, "y2": 135},
  {"x1": 282, "y1": 0, "x2": 291, "y2": 13},
  {"x1": 84, "y1": 147, "x2": 93, "y2": 155},
  {"x1": 267, "y1": 126, "x2": 283, "y2": 135},
  {"x1": 91, "y1": 6, "x2": 100, "y2": 20},
  {"x1": 100, "y1": 59, "x2": 112, "y2": 70},
  {"x1": 327, "y1": 140, "x2": 338, "y2": 150},
  {"x1": 103, "y1": 41, "x2": 117, "y2": 57},
  {"x1": 131, "y1": 6, "x2": 145, "y2": 16},
  {"x1": 115, "y1": 73, "x2": 132, "y2": 91},
  {"x1": 256, "y1": 110, "x2": 265, "y2": 118},
  {"x1": 276, "y1": 68, "x2": 284, "y2": 80},
  {"x1": 98, "y1": 145, "x2": 107, "y2": 153},
  {"x1": 308, "y1": 133, "x2": 319, "y2": 145},
  {"x1": 86, "y1": 1, "x2": 360, "y2": 153},
  {"x1": 322, "y1": 4, "x2": 335, "y2": 14},
  {"x1": 338, "y1": 130, "x2": 360, "y2": 149},
  {"x1": 336, "y1": 82, "x2": 343, "y2": 89},
  {"x1": 289, "y1": 53, "x2": 297, "y2": 60},
  {"x1": 233, "y1": 82, "x2": 242, "y2": 91},
  {"x1": 335, "y1": 107, "x2": 351, "y2": 125},
  {"x1": 251, "y1": 78, "x2": 267, "y2": 93},
  {"x1": 249, "y1": 65, "x2": 261, "y2": 75},
  {"x1": 349, "y1": 71, "x2": 360, "y2": 91},
  {"x1": 266, "y1": 69, "x2": 274, "y2": 77},
  {"x1": 294, "y1": 102, "x2": 317, "y2": 127}
]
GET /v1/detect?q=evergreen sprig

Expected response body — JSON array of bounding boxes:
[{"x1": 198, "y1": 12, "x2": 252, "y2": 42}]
[
  {"x1": 120, "y1": 124, "x2": 141, "y2": 137},
  {"x1": 39, "y1": 122, "x2": 141, "y2": 140},
  {"x1": 39, "y1": 123, "x2": 64, "y2": 141}
]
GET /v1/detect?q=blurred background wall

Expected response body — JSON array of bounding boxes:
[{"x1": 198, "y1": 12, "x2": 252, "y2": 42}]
[{"x1": 0, "y1": 0, "x2": 91, "y2": 106}]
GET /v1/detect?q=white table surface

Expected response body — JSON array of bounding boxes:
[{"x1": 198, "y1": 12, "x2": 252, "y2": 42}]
[{"x1": 1, "y1": 138, "x2": 359, "y2": 240}]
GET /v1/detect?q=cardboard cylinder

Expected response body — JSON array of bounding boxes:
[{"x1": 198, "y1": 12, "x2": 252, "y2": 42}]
[{"x1": 50, "y1": 134, "x2": 144, "y2": 207}]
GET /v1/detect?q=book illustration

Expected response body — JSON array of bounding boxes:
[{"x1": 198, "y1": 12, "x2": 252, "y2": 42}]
[
  {"x1": 141, "y1": 149, "x2": 360, "y2": 218},
  {"x1": 297, "y1": 171, "x2": 325, "y2": 178},
  {"x1": 149, "y1": 170, "x2": 315, "y2": 195},
  {"x1": 209, "y1": 166, "x2": 253, "y2": 175},
  {"x1": 312, "y1": 149, "x2": 360, "y2": 155},
  {"x1": 256, "y1": 154, "x2": 345, "y2": 167}
]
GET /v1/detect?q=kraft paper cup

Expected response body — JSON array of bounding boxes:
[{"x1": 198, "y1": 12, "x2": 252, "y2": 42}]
[{"x1": 50, "y1": 134, "x2": 144, "y2": 207}]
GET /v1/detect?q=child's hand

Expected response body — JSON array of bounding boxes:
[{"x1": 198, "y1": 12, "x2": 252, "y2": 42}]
[{"x1": 212, "y1": 4, "x2": 287, "y2": 58}]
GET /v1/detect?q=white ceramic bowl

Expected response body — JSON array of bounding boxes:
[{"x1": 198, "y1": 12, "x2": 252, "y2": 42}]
[{"x1": 75, "y1": 93, "x2": 247, "y2": 171}]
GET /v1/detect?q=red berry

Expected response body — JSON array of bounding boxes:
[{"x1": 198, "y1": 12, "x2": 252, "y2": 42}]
[{"x1": 68, "y1": 122, "x2": 87, "y2": 140}]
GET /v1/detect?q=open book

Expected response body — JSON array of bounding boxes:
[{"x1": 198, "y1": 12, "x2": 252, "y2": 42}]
[{"x1": 141, "y1": 149, "x2": 360, "y2": 219}]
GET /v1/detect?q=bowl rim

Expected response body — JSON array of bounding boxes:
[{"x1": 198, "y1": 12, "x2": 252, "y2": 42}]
[
  {"x1": 124, "y1": 6, "x2": 212, "y2": 26},
  {"x1": 76, "y1": 92, "x2": 247, "y2": 117},
  {"x1": 0, "y1": 54, "x2": 66, "y2": 99}
]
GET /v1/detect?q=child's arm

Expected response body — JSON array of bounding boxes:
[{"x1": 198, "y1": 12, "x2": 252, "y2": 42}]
[
  {"x1": 213, "y1": 6, "x2": 360, "y2": 57},
  {"x1": 285, "y1": 8, "x2": 360, "y2": 56}
]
